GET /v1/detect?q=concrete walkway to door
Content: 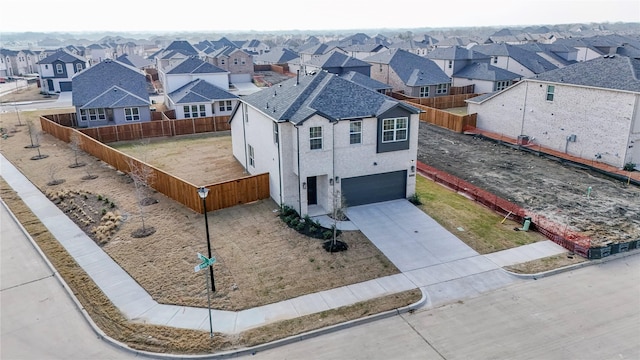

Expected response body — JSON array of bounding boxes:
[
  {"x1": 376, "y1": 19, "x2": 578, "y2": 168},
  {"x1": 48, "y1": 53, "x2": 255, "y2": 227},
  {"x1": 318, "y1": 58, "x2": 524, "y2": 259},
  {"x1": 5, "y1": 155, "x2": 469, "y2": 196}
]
[{"x1": 346, "y1": 200, "x2": 527, "y2": 308}]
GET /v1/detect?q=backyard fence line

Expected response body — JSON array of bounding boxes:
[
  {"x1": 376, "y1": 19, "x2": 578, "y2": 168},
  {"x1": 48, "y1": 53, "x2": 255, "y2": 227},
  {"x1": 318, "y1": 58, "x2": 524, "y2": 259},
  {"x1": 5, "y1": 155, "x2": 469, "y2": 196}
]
[
  {"x1": 416, "y1": 161, "x2": 592, "y2": 258},
  {"x1": 392, "y1": 93, "x2": 479, "y2": 133},
  {"x1": 40, "y1": 116, "x2": 270, "y2": 214}
]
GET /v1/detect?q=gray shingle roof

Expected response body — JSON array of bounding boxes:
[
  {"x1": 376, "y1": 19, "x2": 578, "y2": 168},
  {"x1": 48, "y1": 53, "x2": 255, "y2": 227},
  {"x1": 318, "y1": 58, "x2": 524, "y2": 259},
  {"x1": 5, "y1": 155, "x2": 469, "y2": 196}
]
[
  {"x1": 472, "y1": 44, "x2": 558, "y2": 74},
  {"x1": 37, "y1": 49, "x2": 85, "y2": 64},
  {"x1": 426, "y1": 46, "x2": 489, "y2": 61},
  {"x1": 165, "y1": 40, "x2": 199, "y2": 55},
  {"x1": 341, "y1": 71, "x2": 392, "y2": 91},
  {"x1": 240, "y1": 71, "x2": 419, "y2": 125},
  {"x1": 254, "y1": 47, "x2": 299, "y2": 64},
  {"x1": 166, "y1": 57, "x2": 227, "y2": 74},
  {"x1": 167, "y1": 79, "x2": 238, "y2": 104},
  {"x1": 364, "y1": 48, "x2": 450, "y2": 86},
  {"x1": 533, "y1": 54, "x2": 640, "y2": 93},
  {"x1": 72, "y1": 59, "x2": 149, "y2": 108},
  {"x1": 115, "y1": 53, "x2": 153, "y2": 69},
  {"x1": 453, "y1": 62, "x2": 522, "y2": 81},
  {"x1": 307, "y1": 51, "x2": 371, "y2": 69}
]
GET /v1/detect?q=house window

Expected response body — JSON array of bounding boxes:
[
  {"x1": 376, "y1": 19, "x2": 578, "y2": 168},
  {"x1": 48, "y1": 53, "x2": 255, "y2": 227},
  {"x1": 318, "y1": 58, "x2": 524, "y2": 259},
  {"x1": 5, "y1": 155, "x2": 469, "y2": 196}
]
[
  {"x1": 273, "y1": 122, "x2": 279, "y2": 144},
  {"x1": 241, "y1": 58, "x2": 246, "y2": 65},
  {"x1": 55, "y1": 64, "x2": 63, "y2": 74},
  {"x1": 309, "y1": 126, "x2": 322, "y2": 150},
  {"x1": 546, "y1": 85, "x2": 555, "y2": 101},
  {"x1": 495, "y1": 80, "x2": 510, "y2": 91},
  {"x1": 80, "y1": 108, "x2": 106, "y2": 121},
  {"x1": 220, "y1": 59, "x2": 225, "y2": 65},
  {"x1": 124, "y1": 107, "x2": 140, "y2": 121},
  {"x1": 419, "y1": 86, "x2": 429, "y2": 97},
  {"x1": 436, "y1": 84, "x2": 448, "y2": 94},
  {"x1": 382, "y1": 117, "x2": 408, "y2": 143},
  {"x1": 233, "y1": 58, "x2": 238, "y2": 65},
  {"x1": 184, "y1": 105, "x2": 203, "y2": 118},
  {"x1": 493, "y1": 56, "x2": 498, "y2": 64},
  {"x1": 350, "y1": 121, "x2": 362, "y2": 144},
  {"x1": 447, "y1": 60, "x2": 452, "y2": 69},
  {"x1": 75, "y1": 63, "x2": 83, "y2": 72},
  {"x1": 219, "y1": 100, "x2": 233, "y2": 112},
  {"x1": 248, "y1": 145, "x2": 255, "y2": 167}
]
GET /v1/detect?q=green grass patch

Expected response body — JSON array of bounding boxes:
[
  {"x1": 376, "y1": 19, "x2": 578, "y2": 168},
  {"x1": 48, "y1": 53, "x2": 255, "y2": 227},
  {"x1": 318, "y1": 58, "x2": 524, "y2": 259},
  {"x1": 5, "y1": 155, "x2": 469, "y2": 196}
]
[{"x1": 414, "y1": 175, "x2": 548, "y2": 254}]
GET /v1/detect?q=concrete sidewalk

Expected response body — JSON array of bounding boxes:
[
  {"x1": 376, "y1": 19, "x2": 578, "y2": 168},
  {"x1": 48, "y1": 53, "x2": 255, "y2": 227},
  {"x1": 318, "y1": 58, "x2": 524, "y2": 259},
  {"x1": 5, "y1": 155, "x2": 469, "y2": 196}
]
[{"x1": 0, "y1": 152, "x2": 568, "y2": 339}]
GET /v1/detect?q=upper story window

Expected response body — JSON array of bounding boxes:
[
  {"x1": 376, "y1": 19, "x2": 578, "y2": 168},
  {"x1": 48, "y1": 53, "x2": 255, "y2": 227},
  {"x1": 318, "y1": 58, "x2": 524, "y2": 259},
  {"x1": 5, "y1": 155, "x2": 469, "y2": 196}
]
[
  {"x1": 220, "y1": 59, "x2": 226, "y2": 65},
  {"x1": 436, "y1": 83, "x2": 448, "y2": 94},
  {"x1": 382, "y1": 117, "x2": 408, "y2": 143},
  {"x1": 447, "y1": 60, "x2": 452, "y2": 69},
  {"x1": 309, "y1": 126, "x2": 322, "y2": 150},
  {"x1": 75, "y1": 63, "x2": 83, "y2": 72},
  {"x1": 241, "y1": 58, "x2": 246, "y2": 65},
  {"x1": 55, "y1": 64, "x2": 63, "y2": 74},
  {"x1": 493, "y1": 56, "x2": 498, "y2": 64},
  {"x1": 233, "y1": 58, "x2": 238, "y2": 65},
  {"x1": 124, "y1": 107, "x2": 140, "y2": 121},
  {"x1": 495, "y1": 80, "x2": 510, "y2": 91},
  {"x1": 350, "y1": 121, "x2": 362, "y2": 144},
  {"x1": 419, "y1": 86, "x2": 429, "y2": 98},
  {"x1": 248, "y1": 144, "x2": 255, "y2": 167},
  {"x1": 273, "y1": 122, "x2": 279, "y2": 144},
  {"x1": 546, "y1": 85, "x2": 555, "y2": 101}
]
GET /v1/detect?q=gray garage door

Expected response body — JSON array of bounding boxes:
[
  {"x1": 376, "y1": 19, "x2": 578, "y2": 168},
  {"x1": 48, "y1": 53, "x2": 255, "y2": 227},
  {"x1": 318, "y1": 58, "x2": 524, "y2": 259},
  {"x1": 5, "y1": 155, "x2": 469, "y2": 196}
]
[
  {"x1": 59, "y1": 81, "x2": 72, "y2": 92},
  {"x1": 341, "y1": 170, "x2": 407, "y2": 206}
]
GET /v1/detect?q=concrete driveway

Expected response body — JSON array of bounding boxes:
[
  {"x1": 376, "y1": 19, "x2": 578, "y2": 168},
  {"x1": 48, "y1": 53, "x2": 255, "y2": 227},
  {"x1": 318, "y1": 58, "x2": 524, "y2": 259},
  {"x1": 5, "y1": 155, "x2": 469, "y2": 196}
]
[{"x1": 345, "y1": 199, "x2": 519, "y2": 307}]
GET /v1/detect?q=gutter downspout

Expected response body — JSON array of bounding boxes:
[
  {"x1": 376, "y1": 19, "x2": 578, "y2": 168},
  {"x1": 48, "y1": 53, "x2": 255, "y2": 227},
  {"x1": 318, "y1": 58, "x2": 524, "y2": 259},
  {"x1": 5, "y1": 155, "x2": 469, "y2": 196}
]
[
  {"x1": 520, "y1": 81, "x2": 529, "y2": 136},
  {"x1": 276, "y1": 121, "x2": 283, "y2": 207},
  {"x1": 332, "y1": 120, "x2": 337, "y2": 215},
  {"x1": 241, "y1": 102, "x2": 249, "y2": 172},
  {"x1": 296, "y1": 125, "x2": 302, "y2": 215}
]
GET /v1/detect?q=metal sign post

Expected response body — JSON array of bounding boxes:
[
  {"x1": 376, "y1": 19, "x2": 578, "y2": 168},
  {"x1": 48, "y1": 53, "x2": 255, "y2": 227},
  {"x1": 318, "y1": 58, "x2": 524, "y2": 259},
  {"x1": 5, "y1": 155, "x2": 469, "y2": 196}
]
[{"x1": 194, "y1": 253, "x2": 216, "y2": 338}]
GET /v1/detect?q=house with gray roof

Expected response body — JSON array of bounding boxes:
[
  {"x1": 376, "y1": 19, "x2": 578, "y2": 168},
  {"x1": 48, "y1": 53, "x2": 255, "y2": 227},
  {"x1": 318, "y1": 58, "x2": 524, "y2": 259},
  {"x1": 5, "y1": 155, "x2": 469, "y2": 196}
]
[
  {"x1": 116, "y1": 53, "x2": 154, "y2": 70},
  {"x1": 37, "y1": 49, "x2": 88, "y2": 93},
  {"x1": 72, "y1": 59, "x2": 151, "y2": 128},
  {"x1": 304, "y1": 51, "x2": 371, "y2": 76},
  {"x1": 253, "y1": 46, "x2": 299, "y2": 65},
  {"x1": 470, "y1": 43, "x2": 558, "y2": 78},
  {"x1": 166, "y1": 79, "x2": 239, "y2": 120},
  {"x1": 230, "y1": 71, "x2": 421, "y2": 216},
  {"x1": 241, "y1": 39, "x2": 270, "y2": 55},
  {"x1": 160, "y1": 56, "x2": 230, "y2": 102},
  {"x1": 466, "y1": 54, "x2": 640, "y2": 169},
  {"x1": 426, "y1": 46, "x2": 491, "y2": 77},
  {"x1": 452, "y1": 62, "x2": 522, "y2": 93},
  {"x1": 342, "y1": 43, "x2": 388, "y2": 60},
  {"x1": 204, "y1": 46, "x2": 253, "y2": 83},
  {"x1": 364, "y1": 48, "x2": 451, "y2": 97},
  {"x1": 341, "y1": 71, "x2": 392, "y2": 95}
]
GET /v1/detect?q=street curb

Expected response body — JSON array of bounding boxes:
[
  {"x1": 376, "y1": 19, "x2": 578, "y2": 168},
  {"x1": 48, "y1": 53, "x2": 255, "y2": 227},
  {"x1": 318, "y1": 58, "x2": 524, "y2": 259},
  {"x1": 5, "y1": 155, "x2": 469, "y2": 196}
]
[
  {"x1": 3, "y1": 198, "x2": 428, "y2": 359},
  {"x1": 504, "y1": 250, "x2": 640, "y2": 280}
]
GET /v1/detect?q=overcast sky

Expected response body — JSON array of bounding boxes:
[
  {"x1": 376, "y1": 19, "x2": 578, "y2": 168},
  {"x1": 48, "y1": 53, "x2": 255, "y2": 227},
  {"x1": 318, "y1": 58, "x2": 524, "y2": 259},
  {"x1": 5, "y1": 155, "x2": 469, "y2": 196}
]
[{"x1": 1, "y1": 0, "x2": 638, "y2": 33}]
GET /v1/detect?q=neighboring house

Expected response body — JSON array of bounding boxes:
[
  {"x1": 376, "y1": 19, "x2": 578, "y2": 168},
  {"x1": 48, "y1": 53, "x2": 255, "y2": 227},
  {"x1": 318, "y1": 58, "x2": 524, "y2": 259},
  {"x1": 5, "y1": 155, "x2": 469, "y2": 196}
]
[
  {"x1": 205, "y1": 46, "x2": 253, "y2": 83},
  {"x1": 116, "y1": 53, "x2": 154, "y2": 70},
  {"x1": 242, "y1": 39, "x2": 270, "y2": 55},
  {"x1": 364, "y1": 48, "x2": 451, "y2": 97},
  {"x1": 432, "y1": 36, "x2": 479, "y2": 49},
  {"x1": 230, "y1": 71, "x2": 421, "y2": 216},
  {"x1": 298, "y1": 43, "x2": 346, "y2": 64},
  {"x1": 552, "y1": 38, "x2": 604, "y2": 62},
  {"x1": 0, "y1": 49, "x2": 14, "y2": 77},
  {"x1": 166, "y1": 79, "x2": 239, "y2": 119},
  {"x1": 85, "y1": 43, "x2": 111, "y2": 64},
  {"x1": 514, "y1": 43, "x2": 579, "y2": 68},
  {"x1": 151, "y1": 40, "x2": 201, "y2": 72},
  {"x1": 387, "y1": 39, "x2": 430, "y2": 56},
  {"x1": 0, "y1": 49, "x2": 28, "y2": 77},
  {"x1": 304, "y1": 51, "x2": 372, "y2": 76},
  {"x1": 37, "y1": 49, "x2": 88, "y2": 93},
  {"x1": 466, "y1": 54, "x2": 640, "y2": 169},
  {"x1": 426, "y1": 46, "x2": 490, "y2": 77},
  {"x1": 340, "y1": 71, "x2": 393, "y2": 95},
  {"x1": 253, "y1": 46, "x2": 299, "y2": 65},
  {"x1": 23, "y1": 50, "x2": 39, "y2": 74},
  {"x1": 72, "y1": 59, "x2": 151, "y2": 128},
  {"x1": 451, "y1": 62, "x2": 522, "y2": 93},
  {"x1": 160, "y1": 56, "x2": 229, "y2": 102},
  {"x1": 471, "y1": 43, "x2": 558, "y2": 78},
  {"x1": 342, "y1": 43, "x2": 388, "y2": 60}
]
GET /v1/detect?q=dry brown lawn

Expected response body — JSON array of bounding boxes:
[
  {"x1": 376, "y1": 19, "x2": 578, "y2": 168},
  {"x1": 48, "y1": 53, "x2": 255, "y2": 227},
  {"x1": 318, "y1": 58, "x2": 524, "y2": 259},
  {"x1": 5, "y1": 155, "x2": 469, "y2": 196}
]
[{"x1": 1, "y1": 107, "x2": 421, "y2": 353}]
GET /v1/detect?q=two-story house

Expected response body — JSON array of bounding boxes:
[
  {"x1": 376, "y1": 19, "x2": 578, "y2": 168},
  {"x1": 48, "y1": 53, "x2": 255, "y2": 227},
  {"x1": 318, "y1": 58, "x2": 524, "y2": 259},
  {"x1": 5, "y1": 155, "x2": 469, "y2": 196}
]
[
  {"x1": 160, "y1": 56, "x2": 230, "y2": 104},
  {"x1": 72, "y1": 59, "x2": 151, "y2": 128},
  {"x1": 303, "y1": 51, "x2": 372, "y2": 76},
  {"x1": 466, "y1": 54, "x2": 640, "y2": 170},
  {"x1": 205, "y1": 46, "x2": 253, "y2": 83},
  {"x1": 37, "y1": 49, "x2": 88, "y2": 93},
  {"x1": 364, "y1": 48, "x2": 451, "y2": 97},
  {"x1": 230, "y1": 71, "x2": 421, "y2": 217}
]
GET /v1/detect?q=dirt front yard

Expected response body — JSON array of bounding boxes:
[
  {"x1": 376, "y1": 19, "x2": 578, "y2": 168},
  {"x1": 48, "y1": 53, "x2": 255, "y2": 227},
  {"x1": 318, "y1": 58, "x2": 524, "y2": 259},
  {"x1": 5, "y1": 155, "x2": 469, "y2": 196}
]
[{"x1": 417, "y1": 121, "x2": 640, "y2": 246}]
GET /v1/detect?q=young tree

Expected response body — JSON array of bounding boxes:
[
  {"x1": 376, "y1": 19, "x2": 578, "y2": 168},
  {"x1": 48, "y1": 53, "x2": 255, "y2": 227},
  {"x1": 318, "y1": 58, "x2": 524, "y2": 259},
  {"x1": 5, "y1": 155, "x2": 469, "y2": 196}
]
[
  {"x1": 125, "y1": 142, "x2": 157, "y2": 237},
  {"x1": 30, "y1": 131, "x2": 48, "y2": 160},
  {"x1": 323, "y1": 189, "x2": 349, "y2": 253},
  {"x1": 46, "y1": 164, "x2": 65, "y2": 186},
  {"x1": 24, "y1": 119, "x2": 40, "y2": 148},
  {"x1": 68, "y1": 132, "x2": 86, "y2": 168}
]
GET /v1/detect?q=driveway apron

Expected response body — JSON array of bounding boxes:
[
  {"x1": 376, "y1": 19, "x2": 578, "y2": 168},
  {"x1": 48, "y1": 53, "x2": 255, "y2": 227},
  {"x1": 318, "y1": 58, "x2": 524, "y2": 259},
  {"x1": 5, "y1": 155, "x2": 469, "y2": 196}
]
[{"x1": 345, "y1": 199, "x2": 519, "y2": 307}]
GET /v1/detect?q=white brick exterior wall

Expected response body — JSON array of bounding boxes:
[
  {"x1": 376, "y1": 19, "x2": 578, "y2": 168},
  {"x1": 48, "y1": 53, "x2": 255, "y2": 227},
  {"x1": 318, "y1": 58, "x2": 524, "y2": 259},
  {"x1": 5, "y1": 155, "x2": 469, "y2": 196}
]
[{"x1": 468, "y1": 80, "x2": 639, "y2": 168}]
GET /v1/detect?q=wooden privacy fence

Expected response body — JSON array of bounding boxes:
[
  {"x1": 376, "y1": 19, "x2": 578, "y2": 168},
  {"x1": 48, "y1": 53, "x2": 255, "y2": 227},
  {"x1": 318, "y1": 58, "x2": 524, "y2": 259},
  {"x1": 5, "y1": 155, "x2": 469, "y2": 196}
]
[
  {"x1": 391, "y1": 92, "x2": 481, "y2": 109},
  {"x1": 47, "y1": 113, "x2": 230, "y2": 143},
  {"x1": 408, "y1": 102, "x2": 477, "y2": 133},
  {"x1": 40, "y1": 116, "x2": 270, "y2": 214}
]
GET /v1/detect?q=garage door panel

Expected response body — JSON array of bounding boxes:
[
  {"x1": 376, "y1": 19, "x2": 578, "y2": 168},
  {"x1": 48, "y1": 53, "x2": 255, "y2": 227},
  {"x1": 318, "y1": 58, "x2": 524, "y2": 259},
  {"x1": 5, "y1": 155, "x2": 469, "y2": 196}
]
[{"x1": 342, "y1": 170, "x2": 406, "y2": 206}]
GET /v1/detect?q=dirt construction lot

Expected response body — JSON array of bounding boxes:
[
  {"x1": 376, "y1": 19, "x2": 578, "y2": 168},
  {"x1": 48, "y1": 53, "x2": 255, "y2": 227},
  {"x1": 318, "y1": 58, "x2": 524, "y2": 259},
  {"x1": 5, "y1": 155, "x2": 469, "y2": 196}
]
[{"x1": 417, "y1": 122, "x2": 640, "y2": 246}]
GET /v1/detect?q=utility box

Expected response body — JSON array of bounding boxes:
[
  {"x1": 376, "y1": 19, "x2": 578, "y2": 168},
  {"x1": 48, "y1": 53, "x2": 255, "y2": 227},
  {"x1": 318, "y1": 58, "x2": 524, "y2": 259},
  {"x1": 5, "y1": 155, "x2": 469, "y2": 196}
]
[{"x1": 517, "y1": 135, "x2": 529, "y2": 145}]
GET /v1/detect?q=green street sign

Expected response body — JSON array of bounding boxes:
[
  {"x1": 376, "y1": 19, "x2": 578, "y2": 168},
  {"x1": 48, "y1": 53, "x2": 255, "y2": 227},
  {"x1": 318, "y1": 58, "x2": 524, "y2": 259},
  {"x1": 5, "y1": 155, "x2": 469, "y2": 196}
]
[{"x1": 194, "y1": 252, "x2": 216, "y2": 272}]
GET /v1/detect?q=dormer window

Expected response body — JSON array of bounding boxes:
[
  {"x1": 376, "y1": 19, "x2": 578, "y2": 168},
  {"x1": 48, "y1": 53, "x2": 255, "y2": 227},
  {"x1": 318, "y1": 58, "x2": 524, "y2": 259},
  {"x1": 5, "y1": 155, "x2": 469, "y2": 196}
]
[{"x1": 55, "y1": 64, "x2": 63, "y2": 74}]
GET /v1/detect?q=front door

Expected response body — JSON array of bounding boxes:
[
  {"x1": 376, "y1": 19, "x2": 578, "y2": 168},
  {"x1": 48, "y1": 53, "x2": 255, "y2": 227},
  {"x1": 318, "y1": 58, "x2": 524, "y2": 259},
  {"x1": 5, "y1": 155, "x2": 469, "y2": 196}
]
[{"x1": 306, "y1": 176, "x2": 317, "y2": 205}]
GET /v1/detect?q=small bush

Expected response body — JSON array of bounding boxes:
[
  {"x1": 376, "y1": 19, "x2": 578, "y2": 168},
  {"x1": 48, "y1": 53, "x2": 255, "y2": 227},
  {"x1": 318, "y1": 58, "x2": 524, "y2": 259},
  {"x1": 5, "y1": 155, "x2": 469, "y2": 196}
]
[
  {"x1": 408, "y1": 193, "x2": 422, "y2": 205},
  {"x1": 295, "y1": 222, "x2": 305, "y2": 231},
  {"x1": 322, "y1": 230, "x2": 333, "y2": 239},
  {"x1": 290, "y1": 218, "x2": 300, "y2": 227},
  {"x1": 101, "y1": 208, "x2": 107, "y2": 216},
  {"x1": 623, "y1": 162, "x2": 636, "y2": 171},
  {"x1": 309, "y1": 226, "x2": 317, "y2": 233}
]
